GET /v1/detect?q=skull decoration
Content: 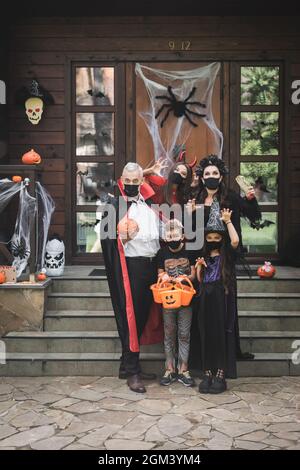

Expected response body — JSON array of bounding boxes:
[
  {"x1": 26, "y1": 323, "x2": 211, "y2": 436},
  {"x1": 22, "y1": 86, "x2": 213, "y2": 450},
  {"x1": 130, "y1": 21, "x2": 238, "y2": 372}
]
[
  {"x1": 45, "y1": 237, "x2": 65, "y2": 276},
  {"x1": 25, "y1": 97, "x2": 44, "y2": 125},
  {"x1": 15, "y1": 79, "x2": 54, "y2": 125}
]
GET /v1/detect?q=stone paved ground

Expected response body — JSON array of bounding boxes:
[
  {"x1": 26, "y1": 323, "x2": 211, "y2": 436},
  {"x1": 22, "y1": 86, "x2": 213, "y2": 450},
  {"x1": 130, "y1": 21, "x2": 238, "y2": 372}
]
[{"x1": 0, "y1": 376, "x2": 299, "y2": 450}]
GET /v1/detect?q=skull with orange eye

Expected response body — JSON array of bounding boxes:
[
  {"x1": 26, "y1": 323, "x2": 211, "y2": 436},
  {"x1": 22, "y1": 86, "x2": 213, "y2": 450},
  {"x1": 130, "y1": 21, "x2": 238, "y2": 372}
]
[{"x1": 25, "y1": 97, "x2": 43, "y2": 124}]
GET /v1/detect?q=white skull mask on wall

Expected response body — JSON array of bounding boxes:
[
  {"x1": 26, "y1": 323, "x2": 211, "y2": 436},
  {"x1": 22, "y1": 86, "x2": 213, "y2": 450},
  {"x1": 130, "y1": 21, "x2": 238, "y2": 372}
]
[
  {"x1": 45, "y1": 238, "x2": 65, "y2": 276},
  {"x1": 25, "y1": 97, "x2": 44, "y2": 125}
]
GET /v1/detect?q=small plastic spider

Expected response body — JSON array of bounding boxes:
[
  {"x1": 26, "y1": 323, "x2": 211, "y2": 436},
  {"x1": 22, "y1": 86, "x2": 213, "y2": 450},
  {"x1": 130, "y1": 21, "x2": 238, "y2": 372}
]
[{"x1": 155, "y1": 86, "x2": 206, "y2": 128}]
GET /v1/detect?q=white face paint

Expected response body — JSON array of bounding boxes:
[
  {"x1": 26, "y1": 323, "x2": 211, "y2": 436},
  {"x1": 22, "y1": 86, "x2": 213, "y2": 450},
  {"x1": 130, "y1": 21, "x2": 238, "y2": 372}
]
[
  {"x1": 25, "y1": 97, "x2": 44, "y2": 124},
  {"x1": 45, "y1": 239, "x2": 65, "y2": 276}
]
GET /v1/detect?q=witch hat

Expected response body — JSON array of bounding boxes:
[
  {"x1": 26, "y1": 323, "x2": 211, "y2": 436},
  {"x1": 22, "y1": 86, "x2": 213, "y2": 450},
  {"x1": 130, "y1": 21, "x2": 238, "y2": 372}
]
[
  {"x1": 15, "y1": 79, "x2": 55, "y2": 105},
  {"x1": 205, "y1": 199, "x2": 226, "y2": 233}
]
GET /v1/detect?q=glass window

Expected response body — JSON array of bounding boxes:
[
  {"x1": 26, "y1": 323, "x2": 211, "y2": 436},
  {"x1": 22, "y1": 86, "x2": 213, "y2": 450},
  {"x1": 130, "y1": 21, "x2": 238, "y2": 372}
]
[
  {"x1": 240, "y1": 162, "x2": 278, "y2": 203},
  {"x1": 241, "y1": 66, "x2": 279, "y2": 105},
  {"x1": 241, "y1": 212, "x2": 278, "y2": 253},
  {"x1": 76, "y1": 67, "x2": 114, "y2": 106},
  {"x1": 76, "y1": 162, "x2": 114, "y2": 205},
  {"x1": 241, "y1": 112, "x2": 279, "y2": 156},
  {"x1": 76, "y1": 212, "x2": 101, "y2": 254},
  {"x1": 76, "y1": 112, "x2": 114, "y2": 156}
]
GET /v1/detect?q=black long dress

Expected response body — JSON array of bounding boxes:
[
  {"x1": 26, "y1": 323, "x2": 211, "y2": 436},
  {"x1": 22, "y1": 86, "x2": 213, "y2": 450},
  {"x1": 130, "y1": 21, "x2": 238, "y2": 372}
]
[
  {"x1": 195, "y1": 254, "x2": 237, "y2": 378},
  {"x1": 189, "y1": 191, "x2": 261, "y2": 376}
]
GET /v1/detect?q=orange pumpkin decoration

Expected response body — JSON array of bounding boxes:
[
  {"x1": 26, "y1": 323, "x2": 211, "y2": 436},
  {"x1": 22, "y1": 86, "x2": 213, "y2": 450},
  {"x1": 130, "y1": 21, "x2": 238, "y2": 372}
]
[
  {"x1": 22, "y1": 149, "x2": 42, "y2": 165},
  {"x1": 0, "y1": 271, "x2": 6, "y2": 284},
  {"x1": 36, "y1": 272, "x2": 47, "y2": 282},
  {"x1": 117, "y1": 218, "x2": 139, "y2": 239},
  {"x1": 12, "y1": 175, "x2": 22, "y2": 183},
  {"x1": 257, "y1": 261, "x2": 276, "y2": 279}
]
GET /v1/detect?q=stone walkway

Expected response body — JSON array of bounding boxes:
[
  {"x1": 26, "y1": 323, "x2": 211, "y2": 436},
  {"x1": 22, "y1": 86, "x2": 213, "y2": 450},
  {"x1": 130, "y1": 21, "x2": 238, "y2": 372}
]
[{"x1": 0, "y1": 376, "x2": 299, "y2": 450}]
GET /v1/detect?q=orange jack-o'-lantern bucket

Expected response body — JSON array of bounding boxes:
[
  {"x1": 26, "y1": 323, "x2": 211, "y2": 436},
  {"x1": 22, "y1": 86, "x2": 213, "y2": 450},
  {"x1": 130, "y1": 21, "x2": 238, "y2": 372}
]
[
  {"x1": 175, "y1": 276, "x2": 196, "y2": 307},
  {"x1": 160, "y1": 285, "x2": 182, "y2": 310},
  {"x1": 150, "y1": 277, "x2": 173, "y2": 304}
]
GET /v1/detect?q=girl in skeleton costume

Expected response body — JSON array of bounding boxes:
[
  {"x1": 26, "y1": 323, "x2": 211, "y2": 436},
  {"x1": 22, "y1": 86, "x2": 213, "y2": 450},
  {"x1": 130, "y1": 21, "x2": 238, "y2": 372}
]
[
  {"x1": 188, "y1": 155, "x2": 261, "y2": 368},
  {"x1": 195, "y1": 201, "x2": 239, "y2": 393}
]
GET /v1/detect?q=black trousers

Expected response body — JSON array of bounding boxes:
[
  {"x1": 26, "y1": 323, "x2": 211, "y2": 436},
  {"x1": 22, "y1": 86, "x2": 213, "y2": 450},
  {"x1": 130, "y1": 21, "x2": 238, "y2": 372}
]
[{"x1": 121, "y1": 256, "x2": 157, "y2": 376}]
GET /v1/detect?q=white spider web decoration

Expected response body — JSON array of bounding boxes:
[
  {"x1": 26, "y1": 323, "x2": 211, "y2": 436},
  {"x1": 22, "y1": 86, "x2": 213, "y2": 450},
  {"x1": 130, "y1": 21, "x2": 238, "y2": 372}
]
[{"x1": 135, "y1": 62, "x2": 223, "y2": 175}]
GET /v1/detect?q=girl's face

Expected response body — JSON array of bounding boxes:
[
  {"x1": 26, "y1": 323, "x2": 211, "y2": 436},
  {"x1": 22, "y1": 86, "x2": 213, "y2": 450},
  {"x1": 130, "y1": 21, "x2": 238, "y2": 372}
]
[
  {"x1": 202, "y1": 165, "x2": 222, "y2": 181},
  {"x1": 174, "y1": 164, "x2": 188, "y2": 179},
  {"x1": 205, "y1": 232, "x2": 223, "y2": 243}
]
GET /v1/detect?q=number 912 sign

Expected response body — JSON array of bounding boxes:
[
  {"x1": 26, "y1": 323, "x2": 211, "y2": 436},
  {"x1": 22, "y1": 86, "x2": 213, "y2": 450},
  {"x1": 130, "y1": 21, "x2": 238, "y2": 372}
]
[{"x1": 292, "y1": 80, "x2": 300, "y2": 105}]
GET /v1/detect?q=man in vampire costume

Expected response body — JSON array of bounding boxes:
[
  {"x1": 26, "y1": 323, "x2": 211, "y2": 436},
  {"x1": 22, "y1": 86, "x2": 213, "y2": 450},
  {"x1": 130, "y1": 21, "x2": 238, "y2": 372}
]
[{"x1": 100, "y1": 162, "x2": 164, "y2": 393}]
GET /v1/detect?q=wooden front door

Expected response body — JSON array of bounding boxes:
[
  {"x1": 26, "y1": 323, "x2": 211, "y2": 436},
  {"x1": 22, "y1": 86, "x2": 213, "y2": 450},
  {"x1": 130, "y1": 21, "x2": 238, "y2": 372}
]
[{"x1": 68, "y1": 62, "x2": 126, "y2": 264}]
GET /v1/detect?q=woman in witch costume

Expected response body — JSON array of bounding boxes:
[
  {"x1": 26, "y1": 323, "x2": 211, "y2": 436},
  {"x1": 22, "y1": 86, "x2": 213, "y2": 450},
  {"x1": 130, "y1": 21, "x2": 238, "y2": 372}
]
[
  {"x1": 188, "y1": 155, "x2": 261, "y2": 366},
  {"x1": 195, "y1": 201, "x2": 239, "y2": 393}
]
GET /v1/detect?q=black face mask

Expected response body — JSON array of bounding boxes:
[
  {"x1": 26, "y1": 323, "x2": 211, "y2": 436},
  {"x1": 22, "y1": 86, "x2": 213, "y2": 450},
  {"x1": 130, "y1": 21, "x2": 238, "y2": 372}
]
[
  {"x1": 167, "y1": 240, "x2": 182, "y2": 250},
  {"x1": 203, "y1": 177, "x2": 220, "y2": 190},
  {"x1": 124, "y1": 184, "x2": 140, "y2": 197},
  {"x1": 171, "y1": 172, "x2": 185, "y2": 185},
  {"x1": 206, "y1": 240, "x2": 223, "y2": 251}
]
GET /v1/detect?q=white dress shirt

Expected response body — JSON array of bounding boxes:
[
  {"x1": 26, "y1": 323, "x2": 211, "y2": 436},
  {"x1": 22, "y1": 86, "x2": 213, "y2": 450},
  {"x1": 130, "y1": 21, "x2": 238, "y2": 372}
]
[{"x1": 123, "y1": 194, "x2": 160, "y2": 257}]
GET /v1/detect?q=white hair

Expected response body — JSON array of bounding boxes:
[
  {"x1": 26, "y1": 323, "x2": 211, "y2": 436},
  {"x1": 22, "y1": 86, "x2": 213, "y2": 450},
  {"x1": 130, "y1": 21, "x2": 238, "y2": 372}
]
[{"x1": 122, "y1": 162, "x2": 143, "y2": 179}]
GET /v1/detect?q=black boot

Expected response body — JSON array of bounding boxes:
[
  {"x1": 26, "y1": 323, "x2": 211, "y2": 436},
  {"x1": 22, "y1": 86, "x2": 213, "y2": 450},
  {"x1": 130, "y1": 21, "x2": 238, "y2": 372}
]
[
  {"x1": 209, "y1": 376, "x2": 227, "y2": 394},
  {"x1": 198, "y1": 374, "x2": 212, "y2": 394}
]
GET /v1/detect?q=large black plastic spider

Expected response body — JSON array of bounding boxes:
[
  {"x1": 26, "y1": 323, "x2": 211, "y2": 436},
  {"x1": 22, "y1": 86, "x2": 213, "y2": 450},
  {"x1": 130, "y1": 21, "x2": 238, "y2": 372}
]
[
  {"x1": 10, "y1": 238, "x2": 30, "y2": 259},
  {"x1": 155, "y1": 86, "x2": 206, "y2": 128}
]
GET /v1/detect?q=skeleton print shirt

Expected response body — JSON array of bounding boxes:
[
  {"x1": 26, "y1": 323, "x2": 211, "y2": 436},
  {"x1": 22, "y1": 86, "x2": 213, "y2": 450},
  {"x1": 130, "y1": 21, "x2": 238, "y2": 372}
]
[{"x1": 157, "y1": 245, "x2": 195, "y2": 278}]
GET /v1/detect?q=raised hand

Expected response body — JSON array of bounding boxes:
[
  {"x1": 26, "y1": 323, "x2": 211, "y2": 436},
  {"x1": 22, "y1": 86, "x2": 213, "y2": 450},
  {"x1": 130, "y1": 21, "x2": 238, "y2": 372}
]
[
  {"x1": 220, "y1": 208, "x2": 232, "y2": 224},
  {"x1": 195, "y1": 257, "x2": 207, "y2": 269}
]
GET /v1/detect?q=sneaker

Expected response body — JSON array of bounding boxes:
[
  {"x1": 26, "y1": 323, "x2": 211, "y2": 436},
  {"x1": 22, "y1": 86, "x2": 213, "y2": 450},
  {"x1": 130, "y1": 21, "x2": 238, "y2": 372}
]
[
  {"x1": 177, "y1": 370, "x2": 195, "y2": 387},
  {"x1": 198, "y1": 374, "x2": 212, "y2": 394},
  {"x1": 209, "y1": 376, "x2": 227, "y2": 394},
  {"x1": 160, "y1": 370, "x2": 177, "y2": 386}
]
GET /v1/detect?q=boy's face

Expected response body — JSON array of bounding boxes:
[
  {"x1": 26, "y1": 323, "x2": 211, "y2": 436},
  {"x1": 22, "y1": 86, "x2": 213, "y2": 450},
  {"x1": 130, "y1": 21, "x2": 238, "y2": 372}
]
[
  {"x1": 165, "y1": 228, "x2": 184, "y2": 243},
  {"x1": 205, "y1": 232, "x2": 223, "y2": 243}
]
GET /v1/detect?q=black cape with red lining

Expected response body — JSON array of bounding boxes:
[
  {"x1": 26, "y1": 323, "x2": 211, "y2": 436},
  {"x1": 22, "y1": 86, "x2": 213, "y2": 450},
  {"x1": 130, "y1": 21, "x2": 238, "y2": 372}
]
[{"x1": 100, "y1": 179, "x2": 164, "y2": 353}]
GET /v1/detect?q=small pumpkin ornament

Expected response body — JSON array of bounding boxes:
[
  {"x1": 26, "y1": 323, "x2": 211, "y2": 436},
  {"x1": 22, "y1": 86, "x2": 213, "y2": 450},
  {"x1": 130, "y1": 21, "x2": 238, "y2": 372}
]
[
  {"x1": 36, "y1": 271, "x2": 47, "y2": 282},
  {"x1": 22, "y1": 149, "x2": 42, "y2": 165},
  {"x1": 12, "y1": 175, "x2": 22, "y2": 183},
  {"x1": 257, "y1": 261, "x2": 276, "y2": 279},
  {"x1": 0, "y1": 271, "x2": 6, "y2": 284},
  {"x1": 117, "y1": 218, "x2": 139, "y2": 239}
]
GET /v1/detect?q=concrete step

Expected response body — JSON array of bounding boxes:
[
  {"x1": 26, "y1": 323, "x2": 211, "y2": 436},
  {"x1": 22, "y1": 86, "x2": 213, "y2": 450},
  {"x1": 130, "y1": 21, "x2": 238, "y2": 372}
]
[
  {"x1": 49, "y1": 277, "x2": 300, "y2": 294},
  {"x1": 44, "y1": 310, "x2": 116, "y2": 331},
  {"x1": 50, "y1": 277, "x2": 109, "y2": 293},
  {"x1": 237, "y1": 293, "x2": 300, "y2": 311},
  {"x1": 0, "y1": 352, "x2": 297, "y2": 377},
  {"x1": 47, "y1": 293, "x2": 113, "y2": 311},
  {"x1": 238, "y1": 311, "x2": 300, "y2": 331},
  {"x1": 44, "y1": 310, "x2": 300, "y2": 332},
  {"x1": 46, "y1": 291, "x2": 300, "y2": 311},
  {"x1": 3, "y1": 330, "x2": 300, "y2": 354}
]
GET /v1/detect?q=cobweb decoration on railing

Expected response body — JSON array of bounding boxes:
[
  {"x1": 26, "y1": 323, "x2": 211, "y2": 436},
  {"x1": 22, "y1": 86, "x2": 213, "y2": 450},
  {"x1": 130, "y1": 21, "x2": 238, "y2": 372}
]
[
  {"x1": 11, "y1": 184, "x2": 36, "y2": 277},
  {"x1": 135, "y1": 62, "x2": 223, "y2": 175}
]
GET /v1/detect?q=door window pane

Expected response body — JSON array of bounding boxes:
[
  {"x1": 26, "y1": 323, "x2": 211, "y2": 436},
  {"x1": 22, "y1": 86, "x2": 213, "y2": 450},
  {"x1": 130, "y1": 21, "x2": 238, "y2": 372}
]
[
  {"x1": 76, "y1": 162, "x2": 114, "y2": 205},
  {"x1": 240, "y1": 162, "x2": 278, "y2": 203},
  {"x1": 76, "y1": 112, "x2": 114, "y2": 156},
  {"x1": 241, "y1": 112, "x2": 279, "y2": 156},
  {"x1": 241, "y1": 66, "x2": 279, "y2": 105},
  {"x1": 76, "y1": 212, "x2": 101, "y2": 254},
  {"x1": 241, "y1": 212, "x2": 278, "y2": 253},
  {"x1": 76, "y1": 67, "x2": 114, "y2": 105}
]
